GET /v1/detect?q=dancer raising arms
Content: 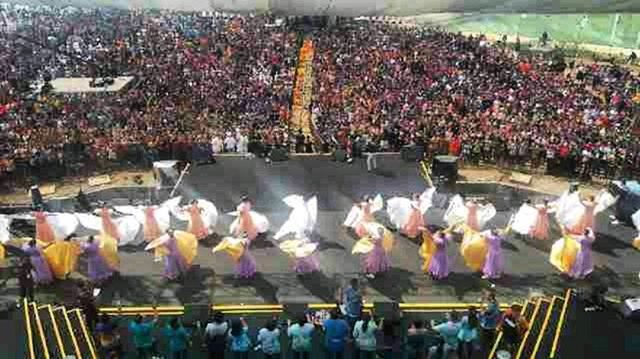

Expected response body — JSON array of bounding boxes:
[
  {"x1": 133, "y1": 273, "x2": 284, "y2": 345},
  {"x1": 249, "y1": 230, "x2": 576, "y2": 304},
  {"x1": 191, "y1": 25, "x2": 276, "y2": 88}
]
[
  {"x1": 420, "y1": 227, "x2": 453, "y2": 280},
  {"x1": 146, "y1": 229, "x2": 198, "y2": 281},
  {"x1": 352, "y1": 223, "x2": 394, "y2": 279},
  {"x1": 212, "y1": 235, "x2": 257, "y2": 279},
  {"x1": 82, "y1": 235, "x2": 118, "y2": 285},
  {"x1": 228, "y1": 196, "x2": 269, "y2": 241},
  {"x1": 387, "y1": 188, "x2": 435, "y2": 239},
  {"x1": 274, "y1": 195, "x2": 320, "y2": 274},
  {"x1": 344, "y1": 194, "x2": 384, "y2": 238}
]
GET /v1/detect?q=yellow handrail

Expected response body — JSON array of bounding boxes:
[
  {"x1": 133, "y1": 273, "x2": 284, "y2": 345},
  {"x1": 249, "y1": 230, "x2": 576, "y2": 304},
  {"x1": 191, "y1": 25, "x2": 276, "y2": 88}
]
[
  {"x1": 23, "y1": 299, "x2": 36, "y2": 359},
  {"x1": 58, "y1": 307, "x2": 82, "y2": 359},
  {"x1": 45, "y1": 305, "x2": 66, "y2": 358},
  {"x1": 515, "y1": 298, "x2": 547, "y2": 359},
  {"x1": 550, "y1": 289, "x2": 572, "y2": 358},
  {"x1": 72, "y1": 309, "x2": 98, "y2": 359},
  {"x1": 30, "y1": 302, "x2": 50, "y2": 359},
  {"x1": 531, "y1": 296, "x2": 558, "y2": 358}
]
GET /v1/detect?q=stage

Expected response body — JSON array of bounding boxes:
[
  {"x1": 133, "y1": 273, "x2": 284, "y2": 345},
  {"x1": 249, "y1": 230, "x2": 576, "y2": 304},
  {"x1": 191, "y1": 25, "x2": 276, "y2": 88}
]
[{"x1": 1, "y1": 155, "x2": 639, "y2": 307}]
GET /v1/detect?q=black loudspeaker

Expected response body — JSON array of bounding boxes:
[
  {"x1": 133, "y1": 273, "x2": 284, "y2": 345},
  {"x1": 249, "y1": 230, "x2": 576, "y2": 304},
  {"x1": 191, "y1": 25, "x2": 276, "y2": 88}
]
[
  {"x1": 622, "y1": 297, "x2": 640, "y2": 321},
  {"x1": 182, "y1": 303, "x2": 211, "y2": 325},
  {"x1": 284, "y1": 303, "x2": 308, "y2": 319},
  {"x1": 374, "y1": 301, "x2": 400, "y2": 318},
  {"x1": 431, "y1": 155, "x2": 459, "y2": 185},
  {"x1": 270, "y1": 148, "x2": 289, "y2": 162},
  {"x1": 334, "y1": 149, "x2": 347, "y2": 162},
  {"x1": 76, "y1": 189, "x2": 91, "y2": 212},
  {"x1": 30, "y1": 185, "x2": 43, "y2": 210}
]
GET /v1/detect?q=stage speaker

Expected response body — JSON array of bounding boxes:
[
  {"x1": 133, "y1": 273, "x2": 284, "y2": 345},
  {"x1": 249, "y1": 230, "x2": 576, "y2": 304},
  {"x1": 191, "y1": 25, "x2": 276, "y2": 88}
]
[
  {"x1": 182, "y1": 303, "x2": 211, "y2": 326},
  {"x1": 374, "y1": 301, "x2": 400, "y2": 318},
  {"x1": 431, "y1": 155, "x2": 458, "y2": 185},
  {"x1": 333, "y1": 149, "x2": 347, "y2": 162},
  {"x1": 270, "y1": 148, "x2": 289, "y2": 162},
  {"x1": 30, "y1": 185, "x2": 43, "y2": 209},
  {"x1": 622, "y1": 297, "x2": 640, "y2": 321},
  {"x1": 401, "y1": 145, "x2": 418, "y2": 162},
  {"x1": 284, "y1": 303, "x2": 308, "y2": 319}
]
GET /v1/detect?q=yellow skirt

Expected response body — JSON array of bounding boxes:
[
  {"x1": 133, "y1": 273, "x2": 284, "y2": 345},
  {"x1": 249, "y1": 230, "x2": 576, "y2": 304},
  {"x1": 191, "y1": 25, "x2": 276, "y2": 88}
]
[
  {"x1": 460, "y1": 227, "x2": 488, "y2": 272},
  {"x1": 43, "y1": 241, "x2": 81, "y2": 279},
  {"x1": 549, "y1": 235, "x2": 579, "y2": 273}
]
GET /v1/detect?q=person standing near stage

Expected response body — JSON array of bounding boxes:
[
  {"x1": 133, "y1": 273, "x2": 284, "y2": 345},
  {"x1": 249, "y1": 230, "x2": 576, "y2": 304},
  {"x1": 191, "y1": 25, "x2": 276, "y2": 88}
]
[
  {"x1": 479, "y1": 289, "x2": 501, "y2": 353},
  {"x1": 342, "y1": 278, "x2": 363, "y2": 329},
  {"x1": 322, "y1": 309, "x2": 350, "y2": 359},
  {"x1": 17, "y1": 257, "x2": 35, "y2": 304}
]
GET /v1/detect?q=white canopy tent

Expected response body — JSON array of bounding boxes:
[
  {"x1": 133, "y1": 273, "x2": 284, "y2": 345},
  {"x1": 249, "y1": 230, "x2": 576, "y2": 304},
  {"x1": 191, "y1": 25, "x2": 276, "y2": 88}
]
[{"x1": 4, "y1": 0, "x2": 639, "y2": 15}]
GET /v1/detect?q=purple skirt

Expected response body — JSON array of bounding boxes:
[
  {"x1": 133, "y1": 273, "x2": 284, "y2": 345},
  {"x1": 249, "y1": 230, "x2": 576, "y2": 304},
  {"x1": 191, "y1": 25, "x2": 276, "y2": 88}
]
[
  {"x1": 236, "y1": 250, "x2": 257, "y2": 278},
  {"x1": 482, "y1": 247, "x2": 504, "y2": 279},
  {"x1": 86, "y1": 253, "x2": 115, "y2": 282},
  {"x1": 570, "y1": 246, "x2": 593, "y2": 279},
  {"x1": 294, "y1": 255, "x2": 320, "y2": 274},
  {"x1": 428, "y1": 248, "x2": 450, "y2": 279},
  {"x1": 363, "y1": 243, "x2": 390, "y2": 274},
  {"x1": 164, "y1": 253, "x2": 187, "y2": 280}
]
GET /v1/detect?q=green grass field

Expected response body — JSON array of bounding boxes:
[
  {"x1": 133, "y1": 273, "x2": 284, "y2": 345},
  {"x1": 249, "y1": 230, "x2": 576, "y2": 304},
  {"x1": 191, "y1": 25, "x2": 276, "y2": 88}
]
[{"x1": 418, "y1": 14, "x2": 640, "y2": 49}]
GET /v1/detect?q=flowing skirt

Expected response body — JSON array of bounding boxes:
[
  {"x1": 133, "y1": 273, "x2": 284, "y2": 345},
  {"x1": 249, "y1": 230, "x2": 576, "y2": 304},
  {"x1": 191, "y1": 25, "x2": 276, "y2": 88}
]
[
  {"x1": 236, "y1": 250, "x2": 257, "y2": 278},
  {"x1": 633, "y1": 237, "x2": 640, "y2": 251},
  {"x1": 86, "y1": 253, "x2": 114, "y2": 282},
  {"x1": 428, "y1": 248, "x2": 450, "y2": 279},
  {"x1": 189, "y1": 212, "x2": 209, "y2": 240},
  {"x1": 36, "y1": 218, "x2": 56, "y2": 243},
  {"x1": 164, "y1": 252, "x2": 187, "y2": 280},
  {"x1": 569, "y1": 211, "x2": 595, "y2": 235},
  {"x1": 293, "y1": 255, "x2": 320, "y2": 274},
  {"x1": 402, "y1": 210, "x2": 424, "y2": 239},
  {"x1": 240, "y1": 213, "x2": 258, "y2": 241},
  {"x1": 31, "y1": 255, "x2": 53, "y2": 284},
  {"x1": 482, "y1": 247, "x2": 504, "y2": 279},
  {"x1": 570, "y1": 247, "x2": 593, "y2": 279},
  {"x1": 531, "y1": 214, "x2": 550, "y2": 240},
  {"x1": 363, "y1": 242, "x2": 390, "y2": 274}
]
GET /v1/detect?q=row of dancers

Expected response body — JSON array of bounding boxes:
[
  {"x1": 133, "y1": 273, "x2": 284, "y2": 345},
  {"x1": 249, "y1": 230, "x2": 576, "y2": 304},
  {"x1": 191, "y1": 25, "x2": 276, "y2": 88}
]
[{"x1": 0, "y1": 185, "x2": 631, "y2": 289}]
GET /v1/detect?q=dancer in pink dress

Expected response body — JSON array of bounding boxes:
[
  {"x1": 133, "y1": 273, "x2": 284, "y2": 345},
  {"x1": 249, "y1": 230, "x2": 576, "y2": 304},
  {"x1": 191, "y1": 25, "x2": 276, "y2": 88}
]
[
  {"x1": 100, "y1": 205, "x2": 119, "y2": 241},
  {"x1": 236, "y1": 197, "x2": 258, "y2": 241},
  {"x1": 355, "y1": 196, "x2": 375, "y2": 238},
  {"x1": 187, "y1": 200, "x2": 208, "y2": 240},
  {"x1": 466, "y1": 200, "x2": 480, "y2": 231},
  {"x1": 34, "y1": 208, "x2": 55, "y2": 243},
  {"x1": 143, "y1": 206, "x2": 162, "y2": 242},
  {"x1": 570, "y1": 196, "x2": 596, "y2": 235},
  {"x1": 402, "y1": 193, "x2": 426, "y2": 239},
  {"x1": 531, "y1": 200, "x2": 550, "y2": 240}
]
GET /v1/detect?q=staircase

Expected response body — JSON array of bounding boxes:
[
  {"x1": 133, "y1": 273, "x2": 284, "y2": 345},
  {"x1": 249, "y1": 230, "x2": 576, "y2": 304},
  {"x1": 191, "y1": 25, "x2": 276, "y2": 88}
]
[
  {"x1": 22, "y1": 299, "x2": 97, "y2": 359},
  {"x1": 290, "y1": 38, "x2": 315, "y2": 136},
  {"x1": 487, "y1": 290, "x2": 573, "y2": 359}
]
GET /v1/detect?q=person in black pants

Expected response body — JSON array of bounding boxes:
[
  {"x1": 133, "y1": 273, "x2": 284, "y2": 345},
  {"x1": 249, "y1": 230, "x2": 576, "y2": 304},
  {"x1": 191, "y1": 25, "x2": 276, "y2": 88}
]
[{"x1": 18, "y1": 257, "x2": 35, "y2": 304}]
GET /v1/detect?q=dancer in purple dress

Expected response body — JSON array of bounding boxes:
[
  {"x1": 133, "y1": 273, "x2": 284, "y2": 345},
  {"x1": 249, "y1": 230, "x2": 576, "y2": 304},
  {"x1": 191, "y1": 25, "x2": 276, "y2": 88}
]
[
  {"x1": 236, "y1": 240, "x2": 257, "y2": 279},
  {"x1": 570, "y1": 228, "x2": 595, "y2": 279},
  {"x1": 22, "y1": 239, "x2": 53, "y2": 284},
  {"x1": 428, "y1": 231, "x2": 451, "y2": 280},
  {"x1": 164, "y1": 231, "x2": 188, "y2": 280},
  {"x1": 294, "y1": 252, "x2": 320, "y2": 274},
  {"x1": 482, "y1": 229, "x2": 505, "y2": 279},
  {"x1": 82, "y1": 236, "x2": 115, "y2": 283},
  {"x1": 364, "y1": 227, "x2": 391, "y2": 278}
]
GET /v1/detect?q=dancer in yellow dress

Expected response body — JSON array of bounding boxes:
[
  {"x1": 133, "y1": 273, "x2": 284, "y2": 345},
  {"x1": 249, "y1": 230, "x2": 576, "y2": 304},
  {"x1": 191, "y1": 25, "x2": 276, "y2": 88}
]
[{"x1": 43, "y1": 235, "x2": 82, "y2": 280}]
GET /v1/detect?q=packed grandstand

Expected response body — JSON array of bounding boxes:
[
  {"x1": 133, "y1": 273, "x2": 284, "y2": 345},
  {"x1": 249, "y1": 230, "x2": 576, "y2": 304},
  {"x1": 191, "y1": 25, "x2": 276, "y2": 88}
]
[{"x1": 0, "y1": 4, "x2": 639, "y2": 188}]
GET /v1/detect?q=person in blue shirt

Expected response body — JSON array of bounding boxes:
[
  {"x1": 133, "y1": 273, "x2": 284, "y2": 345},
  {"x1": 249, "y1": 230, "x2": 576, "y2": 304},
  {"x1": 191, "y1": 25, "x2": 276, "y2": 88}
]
[
  {"x1": 287, "y1": 315, "x2": 314, "y2": 359},
  {"x1": 342, "y1": 278, "x2": 363, "y2": 329},
  {"x1": 164, "y1": 317, "x2": 190, "y2": 359},
  {"x1": 129, "y1": 311, "x2": 158, "y2": 359},
  {"x1": 322, "y1": 309, "x2": 350, "y2": 359},
  {"x1": 480, "y1": 290, "x2": 501, "y2": 353},
  {"x1": 430, "y1": 311, "x2": 462, "y2": 359},
  {"x1": 229, "y1": 318, "x2": 251, "y2": 359},
  {"x1": 257, "y1": 319, "x2": 281, "y2": 359}
]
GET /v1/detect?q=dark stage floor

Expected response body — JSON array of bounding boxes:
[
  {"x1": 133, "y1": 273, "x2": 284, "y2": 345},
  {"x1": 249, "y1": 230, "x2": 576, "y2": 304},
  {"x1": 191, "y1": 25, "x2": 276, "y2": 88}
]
[{"x1": 1, "y1": 155, "x2": 639, "y2": 307}]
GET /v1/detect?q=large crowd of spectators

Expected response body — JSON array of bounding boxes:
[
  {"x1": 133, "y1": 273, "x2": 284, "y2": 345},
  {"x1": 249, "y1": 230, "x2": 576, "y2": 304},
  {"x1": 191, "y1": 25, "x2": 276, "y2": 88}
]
[
  {"x1": 0, "y1": 6, "x2": 299, "y2": 185},
  {"x1": 1, "y1": 5, "x2": 639, "y2": 188},
  {"x1": 312, "y1": 25, "x2": 640, "y2": 179}
]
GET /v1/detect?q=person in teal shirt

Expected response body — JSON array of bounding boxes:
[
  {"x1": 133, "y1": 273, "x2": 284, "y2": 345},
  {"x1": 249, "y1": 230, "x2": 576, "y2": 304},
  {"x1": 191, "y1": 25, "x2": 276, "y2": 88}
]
[
  {"x1": 129, "y1": 312, "x2": 158, "y2": 358},
  {"x1": 288, "y1": 315, "x2": 314, "y2": 359},
  {"x1": 164, "y1": 318, "x2": 190, "y2": 359},
  {"x1": 430, "y1": 311, "x2": 462, "y2": 359}
]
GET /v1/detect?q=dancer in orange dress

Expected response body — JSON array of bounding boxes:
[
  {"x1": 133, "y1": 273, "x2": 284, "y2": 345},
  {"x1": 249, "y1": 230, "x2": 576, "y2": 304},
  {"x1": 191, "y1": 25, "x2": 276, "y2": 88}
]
[
  {"x1": 403, "y1": 194, "x2": 426, "y2": 239},
  {"x1": 187, "y1": 200, "x2": 208, "y2": 240},
  {"x1": 143, "y1": 206, "x2": 163, "y2": 242},
  {"x1": 235, "y1": 197, "x2": 258, "y2": 241},
  {"x1": 99, "y1": 205, "x2": 119, "y2": 241},
  {"x1": 531, "y1": 200, "x2": 551, "y2": 240},
  {"x1": 34, "y1": 207, "x2": 55, "y2": 243},
  {"x1": 344, "y1": 195, "x2": 383, "y2": 238}
]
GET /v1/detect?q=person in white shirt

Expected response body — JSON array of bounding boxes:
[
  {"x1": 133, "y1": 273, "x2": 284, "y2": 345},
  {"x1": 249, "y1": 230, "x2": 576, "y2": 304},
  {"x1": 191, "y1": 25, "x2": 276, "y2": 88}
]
[
  {"x1": 257, "y1": 319, "x2": 281, "y2": 358},
  {"x1": 224, "y1": 133, "x2": 237, "y2": 153},
  {"x1": 353, "y1": 313, "x2": 378, "y2": 358},
  {"x1": 204, "y1": 312, "x2": 228, "y2": 358},
  {"x1": 211, "y1": 135, "x2": 223, "y2": 154}
]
